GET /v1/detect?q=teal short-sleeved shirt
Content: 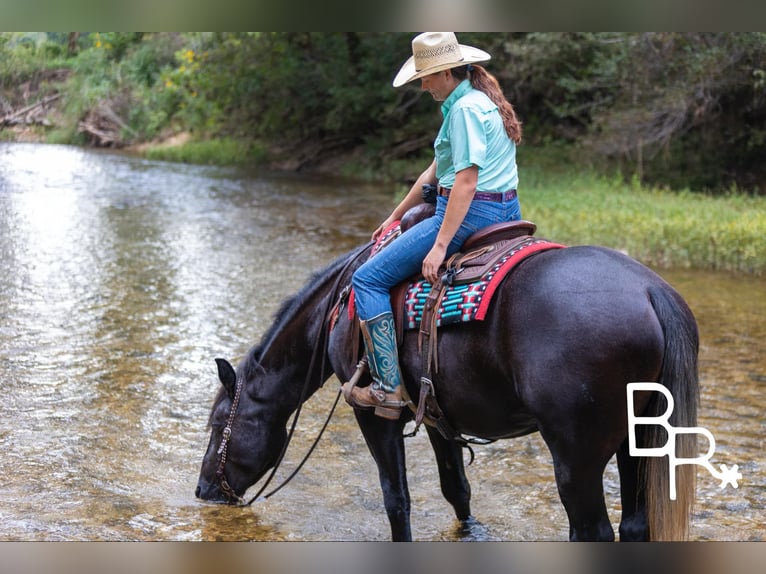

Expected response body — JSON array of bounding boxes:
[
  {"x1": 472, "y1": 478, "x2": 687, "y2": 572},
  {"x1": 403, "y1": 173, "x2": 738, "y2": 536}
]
[{"x1": 434, "y1": 80, "x2": 518, "y2": 192}]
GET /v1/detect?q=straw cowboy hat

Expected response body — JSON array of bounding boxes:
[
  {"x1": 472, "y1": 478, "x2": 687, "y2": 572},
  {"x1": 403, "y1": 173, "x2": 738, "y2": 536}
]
[{"x1": 392, "y1": 32, "x2": 491, "y2": 87}]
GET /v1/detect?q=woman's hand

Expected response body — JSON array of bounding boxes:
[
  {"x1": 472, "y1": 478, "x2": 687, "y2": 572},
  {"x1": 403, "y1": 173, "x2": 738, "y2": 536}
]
[
  {"x1": 422, "y1": 243, "x2": 447, "y2": 284},
  {"x1": 371, "y1": 215, "x2": 397, "y2": 242}
]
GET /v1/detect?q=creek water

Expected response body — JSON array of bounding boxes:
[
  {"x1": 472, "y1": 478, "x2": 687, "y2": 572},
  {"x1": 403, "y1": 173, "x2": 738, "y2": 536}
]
[{"x1": 0, "y1": 143, "x2": 763, "y2": 541}]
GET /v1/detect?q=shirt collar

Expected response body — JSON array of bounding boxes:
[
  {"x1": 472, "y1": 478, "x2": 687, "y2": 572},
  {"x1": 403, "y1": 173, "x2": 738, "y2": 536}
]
[{"x1": 440, "y1": 79, "x2": 473, "y2": 117}]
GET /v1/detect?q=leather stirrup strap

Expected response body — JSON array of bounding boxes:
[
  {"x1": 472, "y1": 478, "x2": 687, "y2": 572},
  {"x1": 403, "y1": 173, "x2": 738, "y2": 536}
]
[
  {"x1": 419, "y1": 277, "x2": 448, "y2": 373},
  {"x1": 414, "y1": 377, "x2": 432, "y2": 427},
  {"x1": 350, "y1": 314, "x2": 361, "y2": 368}
]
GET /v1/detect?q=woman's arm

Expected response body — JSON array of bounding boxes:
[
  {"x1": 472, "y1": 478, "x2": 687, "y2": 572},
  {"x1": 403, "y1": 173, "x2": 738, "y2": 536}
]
[
  {"x1": 421, "y1": 165, "x2": 478, "y2": 284},
  {"x1": 371, "y1": 160, "x2": 437, "y2": 241}
]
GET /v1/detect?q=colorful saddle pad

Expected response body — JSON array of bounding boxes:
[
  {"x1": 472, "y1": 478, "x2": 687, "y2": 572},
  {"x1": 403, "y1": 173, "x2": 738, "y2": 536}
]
[{"x1": 401, "y1": 237, "x2": 564, "y2": 329}]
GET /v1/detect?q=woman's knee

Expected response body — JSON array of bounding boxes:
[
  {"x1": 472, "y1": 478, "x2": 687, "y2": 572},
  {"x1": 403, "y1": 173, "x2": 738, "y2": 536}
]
[{"x1": 351, "y1": 266, "x2": 370, "y2": 293}]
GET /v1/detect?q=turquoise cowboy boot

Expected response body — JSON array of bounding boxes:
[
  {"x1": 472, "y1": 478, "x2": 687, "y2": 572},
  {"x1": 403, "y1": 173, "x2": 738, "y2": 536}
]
[{"x1": 342, "y1": 312, "x2": 408, "y2": 420}]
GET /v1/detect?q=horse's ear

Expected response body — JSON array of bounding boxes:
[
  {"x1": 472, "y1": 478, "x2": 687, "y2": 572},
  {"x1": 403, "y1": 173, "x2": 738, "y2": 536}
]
[{"x1": 215, "y1": 358, "x2": 237, "y2": 398}]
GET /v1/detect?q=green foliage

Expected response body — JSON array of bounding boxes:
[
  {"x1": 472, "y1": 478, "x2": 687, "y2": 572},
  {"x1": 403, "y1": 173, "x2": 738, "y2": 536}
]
[
  {"x1": 502, "y1": 32, "x2": 623, "y2": 135},
  {"x1": 2, "y1": 32, "x2": 766, "y2": 194},
  {"x1": 169, "y1": 32, "x2": 427, "y2": 160},
  {"x1": 54, "y1": 33, "x2": 189, "y2": 142},
  {"x1": 502, "y1": 33, "x2": 766, "y2": 193},
  {"x1": 0, "y1": 33, "x2": 69, "y2": 93}
]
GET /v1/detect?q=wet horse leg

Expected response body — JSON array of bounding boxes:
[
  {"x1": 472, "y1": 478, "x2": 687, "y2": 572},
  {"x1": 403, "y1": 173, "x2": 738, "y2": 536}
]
[
  {"x1": 425, "y1": 425, "x2": 472, "y2": 521},
  {"x1": 354, "y1": 409, "x2": 412, "y2": 541},
  {"x1": 616, "y1": 438, "x2": 648, "y2": 541}
]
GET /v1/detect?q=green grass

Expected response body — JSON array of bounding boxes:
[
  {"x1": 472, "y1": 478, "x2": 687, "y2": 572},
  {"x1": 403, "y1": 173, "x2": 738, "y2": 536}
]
[
  {"x1": 142, "y1": 138, "x2": 267, "y2": 166},
  {"x1": 520, "y1": 147, "x2": 766, "y2": 275}
]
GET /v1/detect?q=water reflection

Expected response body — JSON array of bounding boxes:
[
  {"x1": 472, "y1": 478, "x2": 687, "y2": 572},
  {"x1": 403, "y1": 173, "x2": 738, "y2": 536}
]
[{"x1": 0, "y1": 143, "x2": 763, "y2": 541}]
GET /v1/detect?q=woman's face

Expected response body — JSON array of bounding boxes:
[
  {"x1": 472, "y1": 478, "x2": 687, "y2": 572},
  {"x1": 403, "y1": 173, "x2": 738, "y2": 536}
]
[{"x1": 420, "y1": 70, "x2": 458, "y2": 101}]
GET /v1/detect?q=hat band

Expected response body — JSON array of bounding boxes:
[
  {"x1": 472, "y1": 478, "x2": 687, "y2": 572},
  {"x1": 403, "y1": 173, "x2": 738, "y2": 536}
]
[{"x1": 414, "y1": 44, "x2": 463, "y2": 72}]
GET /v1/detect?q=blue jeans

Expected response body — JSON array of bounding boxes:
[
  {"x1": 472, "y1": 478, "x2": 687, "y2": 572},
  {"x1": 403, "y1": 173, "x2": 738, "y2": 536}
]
[{"x1": 352, "y1": 195, "x2": 522, "y2": 320}]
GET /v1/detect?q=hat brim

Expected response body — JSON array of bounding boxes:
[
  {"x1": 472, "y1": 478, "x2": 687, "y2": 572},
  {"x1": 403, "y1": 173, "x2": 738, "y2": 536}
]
[{"x1": 392, "y1": 44, "x2": 491, "y2": 88}]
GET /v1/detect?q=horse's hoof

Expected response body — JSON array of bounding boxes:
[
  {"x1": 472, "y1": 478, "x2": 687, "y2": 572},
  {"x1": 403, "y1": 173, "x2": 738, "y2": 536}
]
[{"x1": 456, "y1": 516, "x2": 496, "y2": 541}]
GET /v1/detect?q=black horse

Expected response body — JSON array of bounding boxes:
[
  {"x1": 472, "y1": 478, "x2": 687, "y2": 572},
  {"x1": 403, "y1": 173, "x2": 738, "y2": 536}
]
[{"x1": 196, "y1": 234, "x2": 699, "y2": 541}]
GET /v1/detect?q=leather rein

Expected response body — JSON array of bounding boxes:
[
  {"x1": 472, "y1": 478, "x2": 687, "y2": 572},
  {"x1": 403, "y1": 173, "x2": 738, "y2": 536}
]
[{"x1": 213, "y1": 242, "x2": 373, "y2": 506}]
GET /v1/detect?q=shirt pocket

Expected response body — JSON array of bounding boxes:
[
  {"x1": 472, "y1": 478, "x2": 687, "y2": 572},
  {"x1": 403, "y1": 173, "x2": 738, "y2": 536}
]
[{"x1": 434, "y1": 131, "x2": 452, "y2": 173}]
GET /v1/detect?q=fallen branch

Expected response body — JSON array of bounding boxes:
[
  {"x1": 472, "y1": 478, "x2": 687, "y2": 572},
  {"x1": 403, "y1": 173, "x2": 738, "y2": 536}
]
[
  {"x1": 0, "y1": 93, "x2": 61, "y2": 127},
  {"x1": 76, "y1": 101, "x2": 136, "y2": 147},
  {"x1": 96, "y1": 102, "x2": 136, "y2": 135},
  {"x1": 77, "y1": 120, "x2": 120, "y2": 146}
]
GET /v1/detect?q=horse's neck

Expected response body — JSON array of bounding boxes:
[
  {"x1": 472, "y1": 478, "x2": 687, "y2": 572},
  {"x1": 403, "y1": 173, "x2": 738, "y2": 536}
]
[{"x1": 256, "y1": 253, "x2": 354, "y2": 406}]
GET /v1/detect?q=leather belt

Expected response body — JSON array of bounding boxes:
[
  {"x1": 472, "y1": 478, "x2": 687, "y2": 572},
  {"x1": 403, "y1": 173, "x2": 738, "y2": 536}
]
[{"x1": 438, "y1": 186, "x2": 517, "y2": 202}]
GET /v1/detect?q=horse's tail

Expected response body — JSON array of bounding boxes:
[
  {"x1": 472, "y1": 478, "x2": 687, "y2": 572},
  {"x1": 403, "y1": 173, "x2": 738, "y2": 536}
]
[{"x1": 642, "y1": 284, "x2": 700, "y2": 541}]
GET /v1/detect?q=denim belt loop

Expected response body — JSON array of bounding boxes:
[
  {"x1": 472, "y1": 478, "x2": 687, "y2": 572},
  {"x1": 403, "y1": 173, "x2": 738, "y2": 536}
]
[{"x1": 438, "y1": 186, "x2": 517, "y2": 202}]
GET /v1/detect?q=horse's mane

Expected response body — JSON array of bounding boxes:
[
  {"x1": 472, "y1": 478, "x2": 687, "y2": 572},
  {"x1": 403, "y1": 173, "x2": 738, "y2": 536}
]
[
  {"x1": 244, "y1": 245, "x2": 365, "y2": 371},
  {"x1": 209, "y1": 242, "x2": 370, "y2": 418}
]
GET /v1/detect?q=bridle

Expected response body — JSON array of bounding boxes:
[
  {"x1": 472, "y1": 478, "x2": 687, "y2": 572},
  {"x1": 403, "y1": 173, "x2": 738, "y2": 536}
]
[
  {"x1": 213, "y1": 367, "x2": 246, "y2": 504},
  {"x1": 212, "y1": 242, "x2": 372, "y2": 506}
]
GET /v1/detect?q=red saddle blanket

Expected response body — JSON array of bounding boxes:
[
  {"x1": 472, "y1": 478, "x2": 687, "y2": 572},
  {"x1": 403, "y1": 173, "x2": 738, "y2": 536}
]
[{"x1": 348, "y1": 222, "x2": 565, "y2": 329}]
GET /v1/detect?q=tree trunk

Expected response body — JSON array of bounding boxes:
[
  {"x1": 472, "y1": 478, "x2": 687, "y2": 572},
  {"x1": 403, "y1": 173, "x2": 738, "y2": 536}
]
[{"x1": 67, "y1": 33, "x2": 80, "y2": 56}]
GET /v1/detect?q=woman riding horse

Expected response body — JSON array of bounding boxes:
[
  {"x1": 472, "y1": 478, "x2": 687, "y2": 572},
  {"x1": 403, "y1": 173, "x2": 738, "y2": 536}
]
[
  {"x1": 344, "y1": 32, "x2": 525, "y2": 420},
  {"x1": 197, "y1": 36, "x2": 700, "y2": 532}
]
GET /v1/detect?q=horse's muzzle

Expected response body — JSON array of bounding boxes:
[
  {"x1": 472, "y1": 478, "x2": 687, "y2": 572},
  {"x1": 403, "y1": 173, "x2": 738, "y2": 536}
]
[{"x1": 195, "y1": 478, "x2": 233, "y2": 504}]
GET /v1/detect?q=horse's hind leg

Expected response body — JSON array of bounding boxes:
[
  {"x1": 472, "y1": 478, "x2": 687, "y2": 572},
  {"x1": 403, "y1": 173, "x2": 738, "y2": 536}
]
[
  {"x1": 425, "y1": 425, "x2": 471, "y2": 521},
  {"x1": 616, "y1": 438, "x2": 648, "y2": 541},
  {"x1": 541, "y1": 430, "x2": 616, "y2": 541},
  {"x1": 354, "y1": 409, "x2": 412, "y2": 541}
]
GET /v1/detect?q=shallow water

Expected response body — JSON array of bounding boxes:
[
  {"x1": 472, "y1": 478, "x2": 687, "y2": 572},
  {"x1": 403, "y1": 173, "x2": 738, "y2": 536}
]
[{"x1": 0, "y1": 143, "x2": 763, "y2": 541}]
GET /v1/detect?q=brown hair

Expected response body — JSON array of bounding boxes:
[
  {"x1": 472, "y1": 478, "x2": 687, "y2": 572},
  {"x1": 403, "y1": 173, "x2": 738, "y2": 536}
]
[{"x1": 452, "y1": 64, "x2": 522, "y2": 144}]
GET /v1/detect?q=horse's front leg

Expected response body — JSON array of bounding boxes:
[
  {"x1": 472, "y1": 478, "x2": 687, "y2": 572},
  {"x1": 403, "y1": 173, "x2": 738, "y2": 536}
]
[
  {"x1": 354, "y1": 409, "x2": 411, "y2": 541},
  {"x1": 425, "y1": 425, "x2": 472, "y2": 521}
]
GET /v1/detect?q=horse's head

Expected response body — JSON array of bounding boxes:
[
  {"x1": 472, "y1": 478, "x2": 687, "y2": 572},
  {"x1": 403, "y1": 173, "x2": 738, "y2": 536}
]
[{"x1": 195, "y1": 357, "x2": 287, "y2": 505}]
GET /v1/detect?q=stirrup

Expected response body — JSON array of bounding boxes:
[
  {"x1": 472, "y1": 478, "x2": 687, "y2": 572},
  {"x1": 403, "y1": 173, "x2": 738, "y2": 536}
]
[
  {"x1": 374, "y1": 399, "x2": 406, "y2": 421},
  {"x1": 342, "y1": 381, "x2": 408, "y2": 416},
  {"x1": 343, "y1": 312, "x2": 410, "y2": 420},
  {"x1": 341, "y1": 358, "x2": 369, "y2": 407},
  {"x1": 341, "y1": 362, "x2": 409, "y2": 420}
]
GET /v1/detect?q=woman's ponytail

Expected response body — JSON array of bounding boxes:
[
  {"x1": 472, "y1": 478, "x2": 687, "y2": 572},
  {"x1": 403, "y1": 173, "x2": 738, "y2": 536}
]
[{"x1": 453, "y1": 64, "x2": 522, "y2": 144}]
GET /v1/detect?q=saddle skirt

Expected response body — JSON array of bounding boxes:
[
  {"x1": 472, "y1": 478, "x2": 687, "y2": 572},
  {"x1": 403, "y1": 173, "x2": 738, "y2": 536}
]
[{"x1": 349, "y1": 219, "x2": 565, "y2": 331}]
